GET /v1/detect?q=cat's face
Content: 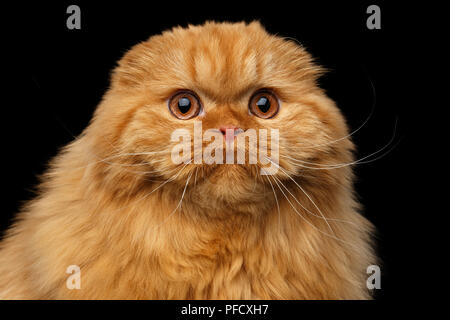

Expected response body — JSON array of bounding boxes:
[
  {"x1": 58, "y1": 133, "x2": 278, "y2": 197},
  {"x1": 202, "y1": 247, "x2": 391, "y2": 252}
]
[{"x1": 92, "y1": 22, "x2": 352, "y2": 206}]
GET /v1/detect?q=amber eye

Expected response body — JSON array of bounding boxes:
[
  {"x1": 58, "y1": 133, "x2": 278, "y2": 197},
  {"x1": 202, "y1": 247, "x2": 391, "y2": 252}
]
[
  {"x1": 249, "y1": 90, "x2": 279, "y2": 119},
  {"x1": 168, "y1": 91, "x2": 201, "y2": 120}
]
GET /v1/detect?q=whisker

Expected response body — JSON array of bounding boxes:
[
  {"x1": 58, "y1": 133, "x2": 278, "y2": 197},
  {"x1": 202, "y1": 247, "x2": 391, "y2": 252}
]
[
  {"x1": 271, "y1": 173, "x2": 334, "y2": 235},
  {"x1": 271, "y1": 174, "x2": 358, "y2": 227},
  {"x1": 295, "y1": 68, "x2": 377, "y2": 150},
  {"x1": 107, "y1": 160, "x2": 192, "y2": 216},
  {"x1": 60, "y1": 150, "x2": 171, "y2": 172},
  {"x1": 99, "y1": 150, "x2": 169, "y2": 164},
  {"x1": 152, "y1": 169, "x2": 194, "y2": 229},
  {"x1": 100, "y1": 163, "x2": 161, "y2": 176},
  {"x1": 52, "y1": 116, "x2": 171, "y2": 171},
  {"x1": 264, "y1": 174, "x2": 281, "y2": 234},
  {"x1": 269, "y1": 172, "x2": 361, "y2": 250},
  {"x1": 264, "y1": 156, "x2": 333, "y2": 230},
  {"x1": 281, "y1": 118, "x2": 399, "y2": 170}
]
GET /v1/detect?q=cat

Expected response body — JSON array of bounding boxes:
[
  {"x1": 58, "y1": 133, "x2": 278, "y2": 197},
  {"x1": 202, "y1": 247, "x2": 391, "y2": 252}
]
[{"x1": 0, "y1": 21, "x2": 376, "y2": 299}]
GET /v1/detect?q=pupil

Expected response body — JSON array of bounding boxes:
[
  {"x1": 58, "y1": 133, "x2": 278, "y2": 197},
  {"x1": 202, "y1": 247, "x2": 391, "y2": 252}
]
[
  {"x1": 178, "y1": 97, "x2": 191, "y2": 114},
  {"x1": 256, "y1": 97, "x2": 270, "y2": 113}
]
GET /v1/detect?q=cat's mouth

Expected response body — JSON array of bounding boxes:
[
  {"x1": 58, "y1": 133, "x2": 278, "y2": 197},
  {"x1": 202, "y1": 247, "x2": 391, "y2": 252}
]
[
  {"x1": 182, "y1": 163, "x2": 270, "y2": 206},
  {"x1": 187, "y1": 162, "x2": 262, "y2": 186}
]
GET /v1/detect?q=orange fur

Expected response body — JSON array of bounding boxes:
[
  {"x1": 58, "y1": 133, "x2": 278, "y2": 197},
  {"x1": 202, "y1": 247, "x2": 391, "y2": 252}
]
[{"x1": 0, "y1": 21, "x2": 375, "y2": 299}]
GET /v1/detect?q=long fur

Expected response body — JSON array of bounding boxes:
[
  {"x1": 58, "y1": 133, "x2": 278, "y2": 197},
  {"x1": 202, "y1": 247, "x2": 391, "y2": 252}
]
[{"x1": 0, "y1": 21, "x2": 375, "y2": 299}]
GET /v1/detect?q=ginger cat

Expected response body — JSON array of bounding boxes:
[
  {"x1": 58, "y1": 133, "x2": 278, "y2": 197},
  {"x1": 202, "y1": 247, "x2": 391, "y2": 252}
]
[{"x1": 0, "y1": 21, "x2": 375, "y2": 299}]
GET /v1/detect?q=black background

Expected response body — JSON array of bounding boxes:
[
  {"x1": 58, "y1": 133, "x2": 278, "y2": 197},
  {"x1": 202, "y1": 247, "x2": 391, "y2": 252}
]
[{"x1": 1, "y1": 0, "x2": 423, "y2": 310}]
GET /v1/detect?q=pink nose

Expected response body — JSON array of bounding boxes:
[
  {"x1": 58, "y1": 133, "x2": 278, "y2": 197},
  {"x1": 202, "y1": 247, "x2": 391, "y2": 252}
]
[
  {"x1": 219, "y1": 125, "x2": 242, "y2": 142},
  {"x1": 219, "y1": 125, "x2": 238, "y2": 135}
]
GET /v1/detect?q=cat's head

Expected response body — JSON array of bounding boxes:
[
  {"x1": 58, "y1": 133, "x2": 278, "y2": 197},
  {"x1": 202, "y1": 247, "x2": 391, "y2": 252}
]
[{"x1": 88, "y1": 21, "x2": 353, "y2": 209}]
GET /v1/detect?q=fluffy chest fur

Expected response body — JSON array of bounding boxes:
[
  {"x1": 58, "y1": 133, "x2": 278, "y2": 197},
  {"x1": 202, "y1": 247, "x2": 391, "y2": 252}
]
[{"x1": 0, "y1": 152, "x2": 372, "y2": 299}]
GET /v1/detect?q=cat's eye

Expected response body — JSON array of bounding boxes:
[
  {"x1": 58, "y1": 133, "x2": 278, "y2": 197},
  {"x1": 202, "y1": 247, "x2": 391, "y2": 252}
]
[
  {"x1": 249, "y1": 90, "x2": 279, "y2": 119},
  {"x1": 168, "y1": 91, "x2": 201, "y2": 120}
]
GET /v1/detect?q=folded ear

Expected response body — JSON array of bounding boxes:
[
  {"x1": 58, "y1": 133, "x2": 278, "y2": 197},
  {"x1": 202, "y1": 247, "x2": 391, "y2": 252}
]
[{"x1": 110, "y1": 41, "x2": 155, "y2": 89}]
